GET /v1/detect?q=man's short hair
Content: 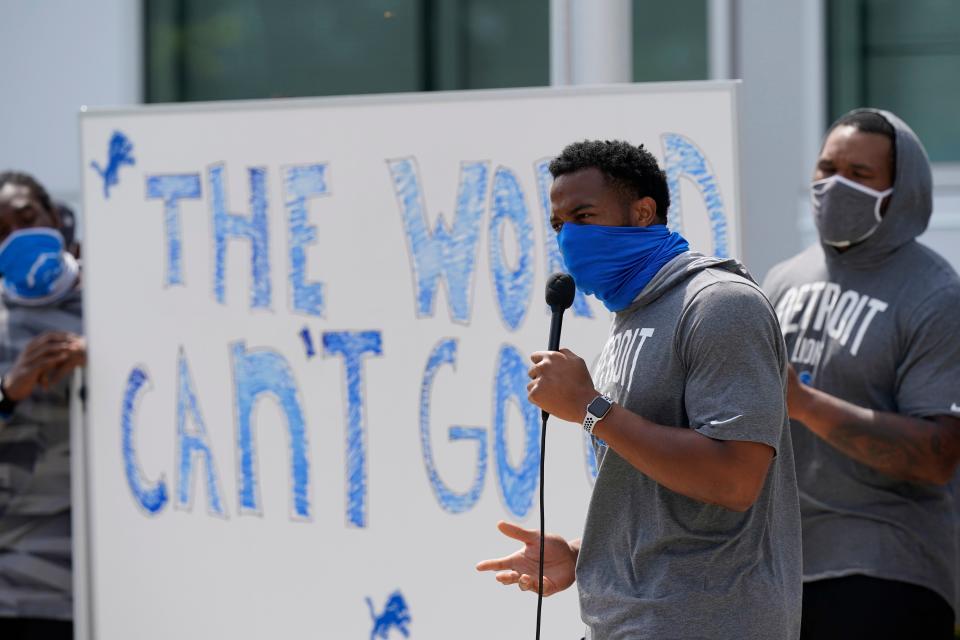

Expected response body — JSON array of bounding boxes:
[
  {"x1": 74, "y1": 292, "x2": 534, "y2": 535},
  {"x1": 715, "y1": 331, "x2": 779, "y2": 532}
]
[
  {"x1": 0, "y1": 171, "x2": 55, "y2": 215},
  {"x1": 548, "y1": 140, "x2": 671, "y2": 225},
  {"x1": 829, "y1": 109, "x2": 896, "y2": 178}
]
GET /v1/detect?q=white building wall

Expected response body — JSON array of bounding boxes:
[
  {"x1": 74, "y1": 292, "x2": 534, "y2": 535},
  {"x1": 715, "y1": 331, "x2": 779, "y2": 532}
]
[
  {"x1": 0, "y1": 0, "x2": 142, "y2": 212},
  {"x1": 926, "y1": 169, "x2": 960, "y2": 266},
  {"x1": 733, "y1": 0, "x2": 825, "y2": 280}
]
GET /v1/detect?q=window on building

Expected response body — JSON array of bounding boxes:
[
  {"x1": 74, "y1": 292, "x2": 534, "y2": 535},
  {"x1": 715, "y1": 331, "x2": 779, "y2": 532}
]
[
  {"x1": 829, "y1": 0, "x2": 960, "y2": 162},
  {"x1": 144, "y1": 0, "x2": 549, "y2": 102},
  {"x1": 144, "y1": 0, "x2": 708, "y2": 103},
  {"x1": 633, "y1": 0, "x2": 708, "y2": 83}
]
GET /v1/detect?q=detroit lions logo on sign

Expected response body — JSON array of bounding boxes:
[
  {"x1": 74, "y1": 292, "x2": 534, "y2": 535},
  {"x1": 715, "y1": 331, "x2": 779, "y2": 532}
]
[
  {"x1": 90, "y1": 130, "x2": 135, "y2": 199},
  {"x1": 366, "y1": 590, "x2": 411, "y2": 639}
]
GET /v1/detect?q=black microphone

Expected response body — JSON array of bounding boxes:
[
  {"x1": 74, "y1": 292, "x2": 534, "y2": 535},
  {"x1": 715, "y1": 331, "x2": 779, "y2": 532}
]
[
  {"x1": 542, "y1": 273, "x2": 577, "y2": 421},
  {"x1": 535, "y1": 272, "x2": 576, "y2": 640}
]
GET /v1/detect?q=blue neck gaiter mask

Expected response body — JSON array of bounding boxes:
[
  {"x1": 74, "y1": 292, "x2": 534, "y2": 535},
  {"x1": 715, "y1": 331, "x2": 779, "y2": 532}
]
[{"x1": 558, "y1": 223, "x2": 689, "y2": 312}]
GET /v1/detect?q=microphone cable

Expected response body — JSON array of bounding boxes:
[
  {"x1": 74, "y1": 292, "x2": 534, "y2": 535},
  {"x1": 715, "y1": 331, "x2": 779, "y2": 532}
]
[
  {"x1": 536, "y1": 409, "x2": 548, "y2": 640},
  {"x1": 536, "y1": 272, "x2": 575, "y2": 640}
]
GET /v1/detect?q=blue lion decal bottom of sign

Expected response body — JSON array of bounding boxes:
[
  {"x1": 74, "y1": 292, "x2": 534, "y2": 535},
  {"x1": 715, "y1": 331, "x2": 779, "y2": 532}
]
[{"x1": 366, "y1": 590, "x2": 412, "y2": 639}]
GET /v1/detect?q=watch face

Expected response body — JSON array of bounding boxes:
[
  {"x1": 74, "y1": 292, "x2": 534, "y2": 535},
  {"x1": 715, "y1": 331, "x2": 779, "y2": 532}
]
[{"x1": 587, "y1": 395, "x2": 612, "y2": 418}]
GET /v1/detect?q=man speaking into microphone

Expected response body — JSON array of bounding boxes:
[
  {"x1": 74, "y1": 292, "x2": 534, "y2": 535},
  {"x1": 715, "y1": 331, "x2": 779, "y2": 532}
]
[{"x1": 476, "y1": 140, "x2": 802, "y2": 639}]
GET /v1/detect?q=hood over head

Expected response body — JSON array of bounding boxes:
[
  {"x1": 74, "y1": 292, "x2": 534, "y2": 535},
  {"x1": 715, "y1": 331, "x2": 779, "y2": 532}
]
[
  {"x1": 819, "y1": 108, "x2": 932, "y2": 268},
  {"x1": 621, "y1": 251, "x2": 756, "y2": 312}
]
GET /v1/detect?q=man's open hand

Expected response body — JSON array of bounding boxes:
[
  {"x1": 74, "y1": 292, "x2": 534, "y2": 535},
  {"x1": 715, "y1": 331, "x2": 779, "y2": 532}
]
[{"x1": 475, "y1": 521, "x2": 577, "y2": 596}]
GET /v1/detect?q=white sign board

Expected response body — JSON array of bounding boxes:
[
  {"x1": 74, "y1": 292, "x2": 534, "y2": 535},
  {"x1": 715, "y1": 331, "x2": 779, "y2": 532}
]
[{"x1": 78, "y1": 82, "x2": 741, "y2": 639}]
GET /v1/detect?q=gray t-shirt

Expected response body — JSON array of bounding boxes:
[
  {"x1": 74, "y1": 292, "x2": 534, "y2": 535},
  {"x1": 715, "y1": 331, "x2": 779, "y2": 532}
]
[
  {"x1": 763, "y1": 240, "x2": 960, "y2": 614},
  {"x1": 0, "y1": 288, "x2": 82, "y2": 620},
  {"x1": 578, "y1": 252, "x2": 802, "y2": 640}
]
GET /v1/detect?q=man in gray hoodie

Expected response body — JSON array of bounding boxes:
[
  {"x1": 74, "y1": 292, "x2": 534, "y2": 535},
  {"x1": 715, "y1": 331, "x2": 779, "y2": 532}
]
[
  {"x1": 477, "y1": 140, "x2": 802, "y2": 639},
  {"x1": 763, "y1": 110, "x2": 960, "y2": 638},
  {"x1": 0, "y1": 171, "x2": 85, "y2": 639}
]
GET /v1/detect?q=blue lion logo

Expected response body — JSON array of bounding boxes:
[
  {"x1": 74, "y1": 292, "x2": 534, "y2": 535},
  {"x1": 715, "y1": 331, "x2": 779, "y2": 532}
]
[
  {"x1": 90, "y1": 130, "x2": 135, "y2": 199},
  {"x1": 365, "y1": 590, "x2": 411, "y2": 640}
]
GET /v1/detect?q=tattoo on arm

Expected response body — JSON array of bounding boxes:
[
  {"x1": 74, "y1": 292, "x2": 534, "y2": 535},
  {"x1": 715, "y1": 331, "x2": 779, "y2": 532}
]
[{"x1": 826, "y1": 415, "x2": 960, "y2": 484}]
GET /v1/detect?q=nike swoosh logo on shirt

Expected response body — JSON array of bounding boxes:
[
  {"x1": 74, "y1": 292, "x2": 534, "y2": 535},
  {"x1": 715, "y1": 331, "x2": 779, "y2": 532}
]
[{"x1": 708, "y1": 415, "x2": 743, "y2": 426}]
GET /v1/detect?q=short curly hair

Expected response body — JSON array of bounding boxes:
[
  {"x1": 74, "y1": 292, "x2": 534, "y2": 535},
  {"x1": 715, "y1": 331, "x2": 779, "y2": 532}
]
[
  {"x1": 0, "y1": 171, "x2": 55, "y2": 215},
  {"x1": 548, "y1": 140, "x2": 670, "y2": 224}
]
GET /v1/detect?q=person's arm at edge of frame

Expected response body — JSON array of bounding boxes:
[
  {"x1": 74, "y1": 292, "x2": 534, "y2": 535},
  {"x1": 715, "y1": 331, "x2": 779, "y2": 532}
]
[{"x1": 786, "y1": 366, "x2": 960, "y2": 485}]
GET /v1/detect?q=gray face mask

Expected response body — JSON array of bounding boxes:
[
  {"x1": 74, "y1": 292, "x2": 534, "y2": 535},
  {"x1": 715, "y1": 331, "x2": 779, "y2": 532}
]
[{"x1": 811, "y1": 174, "x2": 893, "y2": 248}]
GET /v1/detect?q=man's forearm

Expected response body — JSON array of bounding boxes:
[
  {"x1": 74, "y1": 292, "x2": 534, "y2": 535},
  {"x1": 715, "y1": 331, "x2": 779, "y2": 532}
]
[
  {"x1": 793, "y1": 386, "x2": 960, "y2": 485},
  {"x1": 591, "y1": 405, "x2": 773, "y2": 512}
]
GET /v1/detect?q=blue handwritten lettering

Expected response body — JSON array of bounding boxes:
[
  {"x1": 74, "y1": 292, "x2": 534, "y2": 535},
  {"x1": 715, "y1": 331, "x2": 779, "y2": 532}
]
[
  {"x1": 121, "y1": 366, "x2": 168, "y2": 515},
  {"x1": 299, "y1": 326, "x2": 316, "y2": 359},
  {"x1": 210, "y1": 164, "x2": 272, "y2": 308},
  {"x1": 493, "y1": 345, "x2": 540, "y2": 517},
  {"x1": 283, "y1": 164, "x2": 329, "y2": 316},
  {"x1": 146, "y1": 174, "x2": 202, "y2": 286},
  {"x1": 175, "y1": 349, "x2": 226, "y2": 516},
  {"x1": 661, "y1": 133, "x2": 729, "y2": 257},
  {"x1": 489, "y1": 167, "x2": 534, "y2": 331},
  {"x1": 419, "y1": 339, "x2": 487, "y2": 513},
  {"x1": 584, "y1": 434, "x2": 599, "y2": 482},
  {"x1": 232, "y1": 342, "x2": 309, "y2": 519},
  {"x1": 387, "y1": 158, "x2": 488, "y2": 323},
  {"x1": 323, "y1": 331, "x2": 384, "y2": 528}
]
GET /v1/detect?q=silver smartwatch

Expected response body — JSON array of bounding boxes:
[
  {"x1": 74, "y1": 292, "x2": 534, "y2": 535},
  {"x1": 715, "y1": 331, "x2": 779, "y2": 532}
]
[{"x1": 583, "y1": 394, "x2": 614, "y2": 435}]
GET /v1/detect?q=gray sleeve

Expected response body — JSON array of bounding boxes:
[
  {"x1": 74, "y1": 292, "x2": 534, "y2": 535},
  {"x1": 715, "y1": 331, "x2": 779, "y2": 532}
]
[
  {"x1": 895, "y1": 286, "x2": 960, "y2": 418},
  {"x1": 677, "y1": 281, "x2": 787, "y2": 452}
]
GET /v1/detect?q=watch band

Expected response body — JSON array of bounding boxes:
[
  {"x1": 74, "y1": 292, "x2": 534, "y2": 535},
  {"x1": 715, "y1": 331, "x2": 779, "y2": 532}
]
[
  {"x1": 583, "y1": 394, "x2": 614, "y2": 435},
  {"x1": 583, "y1": 412, "x2": 601, "y2": 435}
]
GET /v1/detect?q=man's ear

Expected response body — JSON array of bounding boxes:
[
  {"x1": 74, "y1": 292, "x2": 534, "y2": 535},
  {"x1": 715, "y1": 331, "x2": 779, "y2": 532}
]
[{"x1": 629, "y1": 196, "x2": 659, "y2": 227}]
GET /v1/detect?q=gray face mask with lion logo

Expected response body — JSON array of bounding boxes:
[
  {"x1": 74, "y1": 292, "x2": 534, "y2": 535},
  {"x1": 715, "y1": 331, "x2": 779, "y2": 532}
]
[{"x1": 811, "y1": 174, "x2": 893, "y2": 248}]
